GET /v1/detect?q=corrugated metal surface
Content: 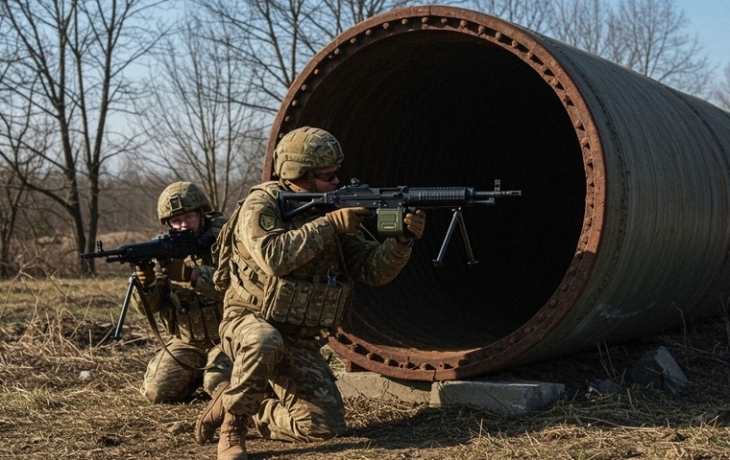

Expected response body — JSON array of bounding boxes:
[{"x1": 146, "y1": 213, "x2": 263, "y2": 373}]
[{"x1": 263, "y1": 5, "x2": 730, "y2": 381}]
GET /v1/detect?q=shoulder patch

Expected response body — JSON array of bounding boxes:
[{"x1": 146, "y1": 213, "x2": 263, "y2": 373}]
[{"x1": 259, "y1": 213, "x2": 276, "y2": 231}]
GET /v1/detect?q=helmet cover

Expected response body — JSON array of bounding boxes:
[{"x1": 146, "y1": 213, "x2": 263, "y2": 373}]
[
  {"x1": 157, "y1": 182, "x2": 212, "y2": 224},
  {"x1": 273, "y1": 126, "x2": 344, "y2": 179}
]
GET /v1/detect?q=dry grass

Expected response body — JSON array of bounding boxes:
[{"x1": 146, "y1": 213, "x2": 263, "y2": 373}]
[
  {"x1": 8, "y1": 231, "x2": 150, "y2": 279},
  {"x1": 2, "y1": 275, "x2": 730, "y2": 459}
]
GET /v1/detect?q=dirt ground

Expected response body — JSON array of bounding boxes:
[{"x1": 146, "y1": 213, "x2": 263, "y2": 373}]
[{"x1": 1, "y1": 276, "x2": 730, "y2": 459}]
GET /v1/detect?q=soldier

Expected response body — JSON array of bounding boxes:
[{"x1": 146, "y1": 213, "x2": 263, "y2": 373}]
[
  {"x1": 133, "y1": 181, "x2": 232, "y2": 405},
  {"x1": 203, "y1": 126, "x2": 426, "y2": 460}
]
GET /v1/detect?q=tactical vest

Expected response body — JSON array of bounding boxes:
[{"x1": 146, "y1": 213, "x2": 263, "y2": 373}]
[
  {"x1": 225, "y1": 182, "x2": 353, "y2": 330},
  {"x1": 158, "y1": 212, "x2": 226, "y2": 344}
]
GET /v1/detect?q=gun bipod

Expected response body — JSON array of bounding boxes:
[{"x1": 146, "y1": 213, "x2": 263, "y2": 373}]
[{"x1": 433, "y1": 207, "x2": 479, "y2": 267}]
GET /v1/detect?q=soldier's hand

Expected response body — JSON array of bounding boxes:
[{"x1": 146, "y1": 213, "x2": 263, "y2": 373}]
[
  {"x1": 326, "y1": 207, "x2": 370, "y2": 234},
  {"x1": 400, "y1": 210, "x2": 426, "y2": 242},
  {"x1": 135, "y1": 263, "x2": 156, "y2": 286},
  {"x1": 158, "y1": 258, "x2": 193, "y2": 282}
]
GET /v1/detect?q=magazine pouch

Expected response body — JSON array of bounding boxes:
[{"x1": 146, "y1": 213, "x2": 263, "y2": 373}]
[{"x1": 260, "y1": 274, "x2": 353, "y2": 328}]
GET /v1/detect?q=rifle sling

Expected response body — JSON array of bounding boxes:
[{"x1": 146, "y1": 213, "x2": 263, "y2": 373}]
[
  {"x1": 142, "y1": 302, "x2": 217, "y2": 372},
  {"x1": 134, "y1": 277, "x2": 216, "y2": 373}
]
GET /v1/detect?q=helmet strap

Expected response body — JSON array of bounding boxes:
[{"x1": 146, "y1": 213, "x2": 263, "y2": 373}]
[
  {"x1": 284, "y1": 174, "x2": 317, "y2": 193},
  {"x1": 305, "y1": 170, "x2": 317, "y2": 192}
]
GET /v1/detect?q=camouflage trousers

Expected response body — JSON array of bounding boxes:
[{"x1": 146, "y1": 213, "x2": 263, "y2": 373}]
[
  {"x1": 141, "y1": 337, "x2": 232, "y2": 404},
  {"x1": 219, "y1": 311, "x2": 346, "y2": 442}
]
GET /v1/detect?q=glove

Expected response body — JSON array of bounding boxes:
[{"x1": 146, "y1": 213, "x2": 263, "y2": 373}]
[
  {"x1": 404, "y1": 210, "x2": 426, "y2": 240},
  {"x1": 325, "y1": 207, "x2": 370, "y2": 234},
  {"x1": 135, "y1": 262, "x2": 156, "y2": 286},
  {"x1": 157, "y1": 258, "x2": 193, "y2": 282}
]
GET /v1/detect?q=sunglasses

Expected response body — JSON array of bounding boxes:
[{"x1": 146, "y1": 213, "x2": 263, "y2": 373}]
[{"x1": 312, "y1": 166, "x2": 340, "y2": 182}]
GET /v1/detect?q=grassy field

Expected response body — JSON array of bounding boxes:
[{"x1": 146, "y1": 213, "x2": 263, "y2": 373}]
[{"x1": 1, "y1": 275, "x2": 730, "y2": 459}]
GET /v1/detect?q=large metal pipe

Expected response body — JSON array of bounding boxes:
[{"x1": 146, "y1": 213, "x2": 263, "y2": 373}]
[{"x1": 263, "y1": 5, "x2": 730, "y2": 381}]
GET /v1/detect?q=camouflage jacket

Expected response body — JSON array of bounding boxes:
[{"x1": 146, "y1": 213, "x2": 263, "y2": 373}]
[
  {"x1": 132, "y1": 212, "x2": 228, "y2": 343},
  {"x1": 222, "y1": 181, "x2": 412, "y2": 336}
]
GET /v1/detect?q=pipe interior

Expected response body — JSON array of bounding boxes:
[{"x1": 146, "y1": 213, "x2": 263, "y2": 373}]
[{"x1": 296, "y1": 31, "x2": 587, "y2": 351}]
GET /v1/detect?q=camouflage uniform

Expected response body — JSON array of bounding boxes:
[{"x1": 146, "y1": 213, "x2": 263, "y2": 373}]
[
  {"x1": 134, "y1": 209, "x2": 232, "y2": 404},
  {"x1": 219, "y1": 180, "x2": 413, "y2": 441}
]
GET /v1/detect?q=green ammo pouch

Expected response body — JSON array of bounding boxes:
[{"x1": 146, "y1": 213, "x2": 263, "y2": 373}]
[{"x1": 260, "y1": 275, "x2": 353, "y2": 328}]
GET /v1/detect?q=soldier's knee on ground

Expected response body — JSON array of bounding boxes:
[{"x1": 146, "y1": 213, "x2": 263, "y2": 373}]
[
  {"x1": 142, "y1": 367, "x2": 202, "y2": 403},
  {"x1": 313, "y1": 413, "x2": 347, "y2": 441},
  {"x1": 287, "y1": 416, "x2": 346, "y2": 442},
  {"x1": 251, "y1": 397, "x2": 346, "y2": 442},
  {"x1": 142, "y1": 386, "x2": 178, "y2": 404},
  {"x1": 309, "y1": 426, "x2": 344, "y2": 442},
  {"x1": 142, "y1": 380, "x2": 200, "y2": 404}
]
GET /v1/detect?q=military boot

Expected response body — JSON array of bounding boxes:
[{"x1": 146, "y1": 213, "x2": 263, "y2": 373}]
[
  {"x1": 195, "y1": 381, "x2": 229, "y2": 444},
  {"x1": 217, "y1": 410, "x2": 248, "y2": 460}
]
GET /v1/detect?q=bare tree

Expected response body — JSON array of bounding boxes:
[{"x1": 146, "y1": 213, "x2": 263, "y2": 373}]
[
  {"x1": 134, "y1": 14, "x2": 265, "y2": 214},
  {"x1": 713, "y1": 65, "x2": 730, "y2": 111},
  {"x1": 195, "y1": 0, "x2": 423, "y2": 114},
  {"x1": 458, "y1": 0, "x2": 713, "y2": 98},
  {"x1": 550, "y1": 0, "x2": 610, "y2": 56},
  {"x1": 603, "y1": 0, "x2": 712, "y2": 97},
  {"x1": 0, "y1": 166, "x2": 28, "y2": 277},
  {"x1": 470, "y1": 0, "x2": 554, "y2": 32},
  {"x1": 319, "y1": 0, "x2": 417, "y2": 34},
  {"x1": 0, "y1": 0, "x2": 170, "y2": 275},
  {"x1": 193, "y1": 0, "x2": 320, "y2": 112}
]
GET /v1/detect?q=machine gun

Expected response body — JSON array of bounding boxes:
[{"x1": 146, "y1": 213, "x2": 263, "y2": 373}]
[
  {"x1": 278, "y1": 178, "x2": 521, "y2": 266},
  {"x1": 81, "y1": 229, "x2": 213, "y2": 265},
  {"x1": 81, "y1": 230, "x2": 214, "y2": 340}
]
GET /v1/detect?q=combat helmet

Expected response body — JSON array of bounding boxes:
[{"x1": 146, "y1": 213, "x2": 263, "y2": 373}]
[
  {"x1": 157, "y1": 182, "x2": 212, "y2": 224},
  {"x1": 273, "y1": 126, "x2": 344, "y2": 180}
]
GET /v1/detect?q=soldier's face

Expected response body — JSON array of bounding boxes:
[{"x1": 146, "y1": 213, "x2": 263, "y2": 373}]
[
  {"x1": 169, "y1": 210, "x2": 201, "y2": 232},
  {"x1": 312, "y1": 165, "x2": 340, "y2": 192}
]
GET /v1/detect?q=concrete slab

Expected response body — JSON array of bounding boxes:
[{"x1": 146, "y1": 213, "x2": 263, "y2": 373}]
[
  {"x1": 432, "y1": 379, "x2": 566, "y2": 415},
  {"x1": 335, "y1": 371, "x2": 431, "y2": 404},
  {"x1": 335, "y1": 371, "x2": 565, "y2": 415}
]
